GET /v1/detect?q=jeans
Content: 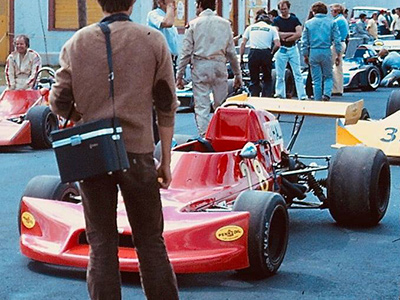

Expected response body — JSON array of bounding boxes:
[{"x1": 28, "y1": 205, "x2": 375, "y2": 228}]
[
  {"x1": 274, "y1": 45, "x2": 306, "y2": 99},
  {"x1": 248, "y1": 48, "x2": 273, "y2": 97},
  {"x1": 80, "y1": 152, "x2": 179, "y2": 300},
  {"x1": 309, "y1": 48, "x2": 333, "y2": 100}
]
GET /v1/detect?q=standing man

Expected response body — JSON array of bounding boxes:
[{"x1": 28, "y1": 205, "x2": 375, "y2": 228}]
[
  {"x1": 367, "y1": 12, "x2": 379, "y2": 40},
  {"x1": 176, "y1": 0, "x2": 242, "y2": 137},
  {"x1": 330, "y1": 3, "x2": 349, "y2": 97},
  {"x1": 5, "y1": 35, "x2": 41, "y2": 90},
  {"x1": 147, "y1": 0, "x2": 179, "y2": 68},
  {"x1": 49, "y1": 0, "x2": 180, "y2": 299},
  {"x1": 273, "y1": 0, "x2": 307, "y2": 100},
  {"x1": 390, "y1": 8, "x2": 400, "y2": 39},
  {"x1": 240, "y1": 10, "x2": 280, "y2": 97},
  {"x1": 301, "y1": 1, "x2": 341, "y2": 101},
  {"x1": 147, "y1": 0, "x2": 179, "y2": 144}
]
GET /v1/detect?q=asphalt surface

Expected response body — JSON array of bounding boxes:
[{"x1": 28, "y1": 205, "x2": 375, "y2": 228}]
[{"x1": 1, "y1": 87, "x2": 399, "y2": 300}]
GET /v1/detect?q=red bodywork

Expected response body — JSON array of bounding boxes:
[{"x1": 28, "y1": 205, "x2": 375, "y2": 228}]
[
  {"x1": 20, "y1": 107, "x2": 285, "y2": 273},
  {"x1": 0, "y1": 89, "x2": 49, "y2": 146}
]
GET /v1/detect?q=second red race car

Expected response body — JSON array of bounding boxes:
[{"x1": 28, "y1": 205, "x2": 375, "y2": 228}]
[
  {"x1": 19, "y1": 95, "x2": 390, "y2": 278},
  {"x1": 0, "y1": 67, "x2": 58, "y2": 149}
]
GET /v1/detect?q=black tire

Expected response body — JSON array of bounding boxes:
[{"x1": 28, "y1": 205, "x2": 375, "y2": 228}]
[
  {"x1": 360, "y1": 108, "x2": 370, "y2": 120},
  {"x1": 360, "y1": 66, "x2": 380, "y2": 91},
  {"x1": 153, "y1": 134, "x2": 192, "y2": 162},
  {"x1": 26, "y1": 106, "x2": 58, "y2": 149},
  {"x1": 233, "y1": 190, "x2": 289, "y2": 277},
  {"x1": 385, "y1": 90, "x2": 400, "y2": 117},
  {"x1": 19, "y1": 175, "x2": 80, "y2": 234},
  {"x1": 327, "y1": 146, "x2": 390, "y2": 227}
]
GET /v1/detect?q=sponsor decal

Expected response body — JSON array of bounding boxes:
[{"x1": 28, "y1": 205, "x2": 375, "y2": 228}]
[
  {"x1": 216, "y1": 225, "x2": 244, "y2": 242},
  {"x1": 21, "y1": 212, "x2": 35, "y2": 229}
]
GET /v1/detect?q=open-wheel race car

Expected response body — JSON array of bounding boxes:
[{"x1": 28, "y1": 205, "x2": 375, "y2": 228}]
[
  {"x1": 19, "y1": 94, "x2": 390, "y2": 278},
  {"x1": 0, "y1": 67, "x2": 59, "y2": 149},
  {"x1": 334, "y1": 90, "x2": 400, "y2": 159}
]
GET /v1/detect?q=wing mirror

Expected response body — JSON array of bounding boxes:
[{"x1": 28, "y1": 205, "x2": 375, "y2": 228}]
[{"x1": 239, "y1": 142, "x2": 257, "y2": 159}]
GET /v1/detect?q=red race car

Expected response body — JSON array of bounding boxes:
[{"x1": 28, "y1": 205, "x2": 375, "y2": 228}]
[
  {"x1": 0, "y1": 67, "x2": 59, "y2": 149},
  {"x1": 19, "y1": 96, "x2": 390, "y2": 277}
]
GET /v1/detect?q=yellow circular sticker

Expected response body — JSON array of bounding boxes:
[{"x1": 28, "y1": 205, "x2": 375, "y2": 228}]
[
  {"x1": 21, "y1": 212, "x2": 36, "y2": 229},
  {"x1": 215, "y1": 225, "x2": 244, "y2": 242}
]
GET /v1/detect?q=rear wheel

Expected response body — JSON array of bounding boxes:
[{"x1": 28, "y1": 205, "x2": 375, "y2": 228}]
[
  {"x1": 385, "y1": 90, "x2": 400, "y2": 117},
  {"x1": 19, "y1": 175, "x2": 80, "y2": 234},
  {"x1": 327, "y1": 146, "x2": 390, "y2": 227},
  {"x1": 360, "y1": 66, "x2": 380, "y2": 91},
  {"x1": 233, "y1": 190, "x2": 289, "y2": 277},
  {"x1": 27, "y1": 106, "x2": 58, "y2": 149}
]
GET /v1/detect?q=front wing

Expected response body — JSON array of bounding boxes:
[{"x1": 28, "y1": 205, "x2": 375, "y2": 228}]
[{"x1": 20, "y1": 197, "x2": 250, "y2": 273}]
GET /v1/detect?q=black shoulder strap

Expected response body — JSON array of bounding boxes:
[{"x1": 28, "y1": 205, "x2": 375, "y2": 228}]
[{"x1": 98, "y1": 22, "x2": 114, "y2": 100}]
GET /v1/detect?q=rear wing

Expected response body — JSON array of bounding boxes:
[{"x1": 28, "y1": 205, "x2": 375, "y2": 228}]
[{"x1": 225, "y1": 94, "x2": 363, "y2": 125}]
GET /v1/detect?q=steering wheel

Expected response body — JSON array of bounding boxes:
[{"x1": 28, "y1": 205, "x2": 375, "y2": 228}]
[{"x1": 33, "y1": 67, "x2": 56, "y2": 89}]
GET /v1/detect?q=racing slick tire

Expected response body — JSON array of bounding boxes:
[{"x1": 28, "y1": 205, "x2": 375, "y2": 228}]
[
  {"x1": 327, "y1": 146, "x2": 390, "y2": 227},
  {"x1": 233, "y1": 190, "x2": 289, "y2": 277},
  {"x1": 385, "y1": 90, "x2": 400, "y2": 117},
  {"x1": 26, "y1": 106, "x2": 58, "y2": 149},
  {"x1": 19, "y1": 175, "x2": 80, "y2": 234},
  {"x1": 360, "y1": 66, "x2": 381, "y2": 91}
]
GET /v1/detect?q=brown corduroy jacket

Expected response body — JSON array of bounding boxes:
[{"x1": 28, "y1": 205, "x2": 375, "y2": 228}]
[{"x1": 50, "y1": 20, "x2": 178, "y2": 153}]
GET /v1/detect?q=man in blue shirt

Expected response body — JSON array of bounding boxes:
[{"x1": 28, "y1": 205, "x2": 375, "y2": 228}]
[
  {"x1": 147, "y1": 0, "x2": 179, "y2": 61},
  {"x1": 379, "y1": 49, "x2": 400, "y2": 86},
  {"x1": 301, "y1": 1, "x2": 341, "y2": 101},
  {"x1": 330, "y1": 3, "x2": 349, "y2": 96}
]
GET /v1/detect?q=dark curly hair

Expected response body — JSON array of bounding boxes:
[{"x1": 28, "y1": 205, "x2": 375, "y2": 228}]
[
  {"x1": 196, "y1": 0, "x2": 216, "y2": 11},
  {"x1": 97, "y1": 0, "x2": 135, "y2": 13}
]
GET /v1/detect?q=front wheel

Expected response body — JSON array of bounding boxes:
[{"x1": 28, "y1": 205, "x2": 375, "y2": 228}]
[
  {"x1": 233, "y1": 190, "x2": 289, "y2": 277},
  {"x1": 19, "y1": 175, "x2": 80, "y2": 234},
  {"x1": 27, "y1": 106, "x2": 58, "y2": 149},
  {"x1": 327, "y1": 146, "x2": 390, "y2": 227},
  {"x1": 385, "y1": 90, "x2": 400, "y2": 117}
]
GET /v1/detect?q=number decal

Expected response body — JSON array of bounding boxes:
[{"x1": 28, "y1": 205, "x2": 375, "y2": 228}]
[
  {"x1": 253, "y1": 159, "x2": 269, "y2": 191},
  {"x1": 240, "y1": 159, "x2": 269, "y2": 191},
  {"x1": 240, "y1": 161, "x2": 253, "y2": 190},
  {"x1": 380, "y1": 127, "x2": 398, "y2": 142}
]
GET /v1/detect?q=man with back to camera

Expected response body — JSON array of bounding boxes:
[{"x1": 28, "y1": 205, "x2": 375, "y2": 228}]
[
  {"x1": 49, "y1": 0, "x2": 180, "y2": 299},
  {"x1": 176, "y1": 0, "x2": 242, "y2": 137},
  {"x1": 330, "y1": 3, "x2": 349, "y2": 96},
  {"x1": 240, "y1": 10, "x2": 280, "y2": 97},
  {"x1": 273, "y1": 0, "x2": 307, "y2": 100},
  {"x1": 301, "y1": 1, "x2": 341, "y2": 101},
  {"x1": 5, "y1": 35, "x2": 41, "y2": 90}
]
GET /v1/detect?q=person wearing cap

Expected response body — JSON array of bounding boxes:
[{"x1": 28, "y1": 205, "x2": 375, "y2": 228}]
[
  {"x1": 379, "y1": 48, "x2": 400, "y2": 86},
  {"x1": 240, "y1": 9, "x2": 280, "y2": 97},
  {"x1": 378, "y1": 10, "x2": 390, "y2": 35}
]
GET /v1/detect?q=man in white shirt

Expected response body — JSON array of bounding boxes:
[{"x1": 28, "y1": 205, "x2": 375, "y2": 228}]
[
  {"x1": 240, "y1": 10, "x2": 280, "y2": 97},
  {"x1": 5, "y1": 35, "x2": 41, "y2": 90}
]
